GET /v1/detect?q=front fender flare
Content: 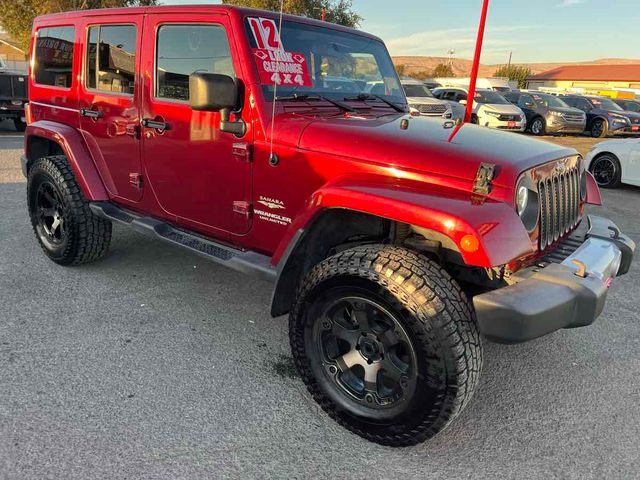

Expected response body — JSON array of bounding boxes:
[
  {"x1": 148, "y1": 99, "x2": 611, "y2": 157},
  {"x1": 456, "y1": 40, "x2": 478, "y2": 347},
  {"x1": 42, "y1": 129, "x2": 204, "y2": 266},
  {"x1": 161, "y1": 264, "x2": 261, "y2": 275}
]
[
  {"x1": 272, "y1": 176, "x2": 534, "y2": 269},
  {"x1": 25, "y1": 120, "x2": 108, "y2": 201}
]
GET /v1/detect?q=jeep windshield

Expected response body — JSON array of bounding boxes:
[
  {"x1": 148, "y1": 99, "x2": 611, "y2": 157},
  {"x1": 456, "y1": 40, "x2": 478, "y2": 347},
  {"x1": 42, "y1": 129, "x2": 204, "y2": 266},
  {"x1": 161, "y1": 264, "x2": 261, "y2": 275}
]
[{"x1": 245, "y1": 18, "x2": 404, "y2": 106}]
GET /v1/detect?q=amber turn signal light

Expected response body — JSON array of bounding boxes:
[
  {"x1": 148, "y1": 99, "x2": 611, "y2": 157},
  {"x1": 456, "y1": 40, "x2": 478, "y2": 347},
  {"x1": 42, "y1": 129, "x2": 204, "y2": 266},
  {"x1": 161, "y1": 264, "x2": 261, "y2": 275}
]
[{"x1": 460, "y1": 234, "x2": 480, "y2": 253}]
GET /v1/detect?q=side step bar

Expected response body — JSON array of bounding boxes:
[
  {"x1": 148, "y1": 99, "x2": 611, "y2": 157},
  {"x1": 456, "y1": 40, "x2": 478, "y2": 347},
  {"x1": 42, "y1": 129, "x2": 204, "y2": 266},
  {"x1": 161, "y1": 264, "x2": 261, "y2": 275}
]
[{"x1": 89, "y1": 202, "x2": 276, "y2": 283}]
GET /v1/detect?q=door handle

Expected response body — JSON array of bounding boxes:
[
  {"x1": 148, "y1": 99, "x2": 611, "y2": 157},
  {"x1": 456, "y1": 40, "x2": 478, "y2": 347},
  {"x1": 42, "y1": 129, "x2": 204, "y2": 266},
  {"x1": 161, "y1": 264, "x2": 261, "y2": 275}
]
[
  {"x1": 142, "y1": 118, "x2": 169, "y2": 132},
  {"x1": 80, "y1": 108, "x2": 103, "y2": 119}
]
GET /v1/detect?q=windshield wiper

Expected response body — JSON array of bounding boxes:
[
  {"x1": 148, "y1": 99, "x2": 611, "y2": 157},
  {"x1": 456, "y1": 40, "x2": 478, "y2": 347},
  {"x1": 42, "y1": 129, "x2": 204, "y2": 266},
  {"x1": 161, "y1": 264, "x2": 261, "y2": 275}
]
[
  {"x1": 275, "y1": 93, "x2": 356, "y2": 113},
  {"x1": 343, "y1": 93, "x2": 406, "y2": 113}
]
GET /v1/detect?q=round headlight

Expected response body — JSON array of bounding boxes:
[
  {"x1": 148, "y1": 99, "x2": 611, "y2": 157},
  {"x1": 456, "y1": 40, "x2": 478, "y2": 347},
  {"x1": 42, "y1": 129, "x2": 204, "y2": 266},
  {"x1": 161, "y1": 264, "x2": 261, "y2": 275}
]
[{"x1": 516, "y1": 185, "x2": 529, "y2": 216}]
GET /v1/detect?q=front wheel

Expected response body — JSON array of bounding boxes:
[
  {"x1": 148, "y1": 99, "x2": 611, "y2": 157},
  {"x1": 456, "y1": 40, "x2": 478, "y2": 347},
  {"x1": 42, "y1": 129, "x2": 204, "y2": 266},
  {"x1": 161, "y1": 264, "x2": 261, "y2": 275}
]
[
  {"x1": 590, "y1": 153, "x2": 622, "y2": 188},
  {"x1": 530, "y1": 117, "x2": 546, "y2": 136},
  {"x1": 289, "y1": 245, "x2": 483, "y2": 446},
  {"x1": 591, "y1": 118, "x2": 608, "y2": 138}
]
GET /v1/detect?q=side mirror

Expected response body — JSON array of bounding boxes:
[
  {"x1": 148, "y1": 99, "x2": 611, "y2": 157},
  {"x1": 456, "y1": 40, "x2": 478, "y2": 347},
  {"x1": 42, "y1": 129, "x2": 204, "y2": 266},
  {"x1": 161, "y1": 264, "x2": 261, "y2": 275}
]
[
  {"x1": 189, "y1": 73, "x2": 246, "y2": 136},
  {"x1": 459, "y1": 99, "x2": 467, "y2": 105}
]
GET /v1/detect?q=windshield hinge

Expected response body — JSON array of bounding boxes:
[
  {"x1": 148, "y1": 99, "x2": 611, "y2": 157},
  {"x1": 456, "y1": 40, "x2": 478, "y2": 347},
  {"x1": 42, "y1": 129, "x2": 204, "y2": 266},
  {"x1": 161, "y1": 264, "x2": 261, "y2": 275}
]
[
  {"x1": 232, "y1": 142, "x2": 253, "y2": 163},
  {"x1": 473, "y1": 163, "x2": 495, "y2": 195}
]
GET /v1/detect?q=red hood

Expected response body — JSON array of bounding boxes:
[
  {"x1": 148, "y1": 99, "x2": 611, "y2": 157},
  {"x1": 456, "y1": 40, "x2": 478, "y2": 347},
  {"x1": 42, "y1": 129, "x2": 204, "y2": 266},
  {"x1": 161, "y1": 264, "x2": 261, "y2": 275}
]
[{"x1": 271, "y1": 112, "x2": 577, "y2": 188}]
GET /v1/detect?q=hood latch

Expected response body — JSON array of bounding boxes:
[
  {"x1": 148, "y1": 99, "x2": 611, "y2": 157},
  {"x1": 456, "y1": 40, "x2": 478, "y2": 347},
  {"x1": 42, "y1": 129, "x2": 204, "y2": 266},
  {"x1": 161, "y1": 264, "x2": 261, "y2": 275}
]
[{"x1": 473, "y1": 163, "x2": 495, "y2": 195}]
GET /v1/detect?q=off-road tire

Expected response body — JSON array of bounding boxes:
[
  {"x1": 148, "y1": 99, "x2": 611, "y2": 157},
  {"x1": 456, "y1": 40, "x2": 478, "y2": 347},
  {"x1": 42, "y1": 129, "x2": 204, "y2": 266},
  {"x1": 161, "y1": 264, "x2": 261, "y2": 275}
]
[
  {"x1": 289, "y1": 245, "x2": 483, "y2": 446},
  {"x1": 27, "y1": 155, "x2": 112, "y2": 265},
  {"x1": 14, "y1": 118, "x2": 27, "y2": 132}
]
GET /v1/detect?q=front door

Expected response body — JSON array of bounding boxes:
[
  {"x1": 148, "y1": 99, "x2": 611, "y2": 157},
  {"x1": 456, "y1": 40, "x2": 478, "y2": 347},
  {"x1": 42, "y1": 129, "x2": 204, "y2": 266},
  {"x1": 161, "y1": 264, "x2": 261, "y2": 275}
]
[
  {"x1": 79, "y1": 19, "x2": 143, "y2": 202},
  {"x1": 140, "y1": 13, "x2": 252, "y2": 236}
]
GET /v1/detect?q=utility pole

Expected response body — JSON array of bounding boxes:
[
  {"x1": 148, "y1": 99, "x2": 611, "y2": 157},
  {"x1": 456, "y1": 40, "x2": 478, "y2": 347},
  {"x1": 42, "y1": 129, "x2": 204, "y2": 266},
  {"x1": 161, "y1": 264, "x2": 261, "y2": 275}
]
[{"x1": 507, "y1": 51, "x2": 512, "y2": 68}]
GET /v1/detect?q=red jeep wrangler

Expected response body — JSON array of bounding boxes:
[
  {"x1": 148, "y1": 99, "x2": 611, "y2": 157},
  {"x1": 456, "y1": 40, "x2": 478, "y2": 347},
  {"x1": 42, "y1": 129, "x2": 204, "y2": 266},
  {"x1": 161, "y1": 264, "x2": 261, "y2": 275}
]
[{"x1": 22, "y1": 5, "x2": 635, "y2": 446}]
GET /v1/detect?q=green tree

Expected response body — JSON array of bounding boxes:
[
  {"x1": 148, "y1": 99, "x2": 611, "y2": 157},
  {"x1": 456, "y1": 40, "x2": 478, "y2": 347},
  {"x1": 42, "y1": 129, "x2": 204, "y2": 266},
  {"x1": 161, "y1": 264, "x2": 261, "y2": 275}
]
[
  {"x1": 432, "y1": 63, "x2": 454, "y2": 78},
  {"x1": 0, "y1": 0, "x2": 156, "y2": 51},
  {"x1": 220, "y1": 0, "x2": 362, "y2": 27},
  {"x1": 494, "y1": 65, "x2": 532, "y2": 89}
]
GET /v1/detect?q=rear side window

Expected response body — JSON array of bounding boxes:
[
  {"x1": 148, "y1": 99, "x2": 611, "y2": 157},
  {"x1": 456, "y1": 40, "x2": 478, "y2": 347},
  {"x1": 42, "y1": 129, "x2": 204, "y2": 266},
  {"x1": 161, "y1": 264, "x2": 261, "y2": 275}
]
[
  {"x1": 34, "y1": 26, "x2": 75, "y2": 88},
  {"x1": 156, "y1": 24, "x2": 234, "y2": 102},
  {"x1": 85, "y1": 25, "x2": 137, "y2": 95},
  {"x1": 0, "y1": 76, "x2": 10, "y2": 97}
]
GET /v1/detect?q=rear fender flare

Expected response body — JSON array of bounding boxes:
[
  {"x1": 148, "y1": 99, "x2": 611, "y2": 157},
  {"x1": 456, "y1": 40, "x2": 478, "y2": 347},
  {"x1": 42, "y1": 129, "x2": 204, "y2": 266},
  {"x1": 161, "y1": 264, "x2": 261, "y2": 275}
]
[{"x1": 25, "y1": 120, "x2": 108, "y2": 201}]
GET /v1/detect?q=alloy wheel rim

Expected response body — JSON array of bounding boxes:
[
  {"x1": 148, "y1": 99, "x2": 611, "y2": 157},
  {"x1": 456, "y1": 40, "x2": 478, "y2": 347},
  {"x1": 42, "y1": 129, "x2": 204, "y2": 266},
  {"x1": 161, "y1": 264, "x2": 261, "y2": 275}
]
[
  {"x1": 532, "y1": 119, "x2": 543, "y2": 134},
  {"x1": 36, "y1": 181, "x2": 66, "y2": 244},
  {"x1": 592, "y1": 157, "x2": 616, "y2": 186},
  {"x1": 314, "y1": 296, "x2": 417, "y2": 411}
]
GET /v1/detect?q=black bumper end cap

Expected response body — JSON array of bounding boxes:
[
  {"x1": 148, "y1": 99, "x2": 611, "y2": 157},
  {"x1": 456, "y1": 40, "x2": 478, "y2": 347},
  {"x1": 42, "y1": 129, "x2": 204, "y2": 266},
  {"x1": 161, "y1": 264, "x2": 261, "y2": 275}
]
[{"x1": 473, "y1": 263, "x2": 607, "y2": 344}]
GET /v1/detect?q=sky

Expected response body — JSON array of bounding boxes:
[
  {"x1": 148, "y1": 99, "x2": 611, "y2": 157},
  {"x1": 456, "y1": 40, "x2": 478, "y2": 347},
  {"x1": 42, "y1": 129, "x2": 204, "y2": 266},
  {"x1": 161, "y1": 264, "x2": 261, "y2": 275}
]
[{"x1": 161, "y1": 0, "x2": 640, "y2": 64}]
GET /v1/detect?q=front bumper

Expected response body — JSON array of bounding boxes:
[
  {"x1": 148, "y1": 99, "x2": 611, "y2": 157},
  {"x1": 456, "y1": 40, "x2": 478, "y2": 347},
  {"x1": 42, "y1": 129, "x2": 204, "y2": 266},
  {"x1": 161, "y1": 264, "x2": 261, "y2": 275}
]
[
  {"x1": 473, "y1": 215, "x2": 635, "y2": 344},
  {"x1": 546, "y1": 117, "x2": 586, "y2": 134},
  {"x1": 482, "y1": 115, "x2": 526, "y2": 131}
]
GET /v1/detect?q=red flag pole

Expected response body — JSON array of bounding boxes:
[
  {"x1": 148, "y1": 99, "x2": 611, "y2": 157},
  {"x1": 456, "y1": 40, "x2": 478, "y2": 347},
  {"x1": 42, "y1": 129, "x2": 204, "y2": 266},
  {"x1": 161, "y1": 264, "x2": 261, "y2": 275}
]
[{"x1": 464, "y1": 0, "x2": 490, "y2": 124}]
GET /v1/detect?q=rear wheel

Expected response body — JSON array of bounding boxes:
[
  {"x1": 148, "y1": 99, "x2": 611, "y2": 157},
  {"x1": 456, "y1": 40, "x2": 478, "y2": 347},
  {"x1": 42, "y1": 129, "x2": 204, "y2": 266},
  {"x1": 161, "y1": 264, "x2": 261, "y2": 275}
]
[
  {"x1": 27, "y1": 155, "x2": 112, "y2": 265},
  {"x1": 530, "y1": 117, "x2": 546, "y2": 136},
  {"x1": 590, "y1": 153, "x2": 622, "y2": 188},
  {"x1": 591, "y1": 118, "x2": 608, "y2": 138},
  {"x1": 289, "y1": 245, "x2": 483, "y2": 446}
]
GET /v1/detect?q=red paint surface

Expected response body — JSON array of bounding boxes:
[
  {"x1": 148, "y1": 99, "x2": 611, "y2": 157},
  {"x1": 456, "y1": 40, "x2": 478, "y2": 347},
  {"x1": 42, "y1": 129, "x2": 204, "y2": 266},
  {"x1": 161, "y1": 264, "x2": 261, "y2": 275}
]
[{"x1": 26, "y1": 5, "x2": 582, "y2": 270}]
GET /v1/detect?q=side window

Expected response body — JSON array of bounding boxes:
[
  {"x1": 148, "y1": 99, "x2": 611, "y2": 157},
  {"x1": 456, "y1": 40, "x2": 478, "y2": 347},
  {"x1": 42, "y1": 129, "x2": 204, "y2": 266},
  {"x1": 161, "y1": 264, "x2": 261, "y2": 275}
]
[
  {"x1": 34, "y1": 26, "x2": 75, "y2": 88},
  {"x1": 456, "y1": 91, "x2": 468, "y2": 102},
  {"x1": 85, "y1": 25, "x2": 137, "y2": 94},
  {"x1": 578, "y1": 99, "x2": 592, "y2": 111},
  {"x1": 156, "y1": 24, "x2": 234, "y2": 102},
  {"x1": 564, "y1": 97, "x2": 576, "y2": 108},
  {"x1": 518, "y1": 94, "x2": 534, "y2": 108}
]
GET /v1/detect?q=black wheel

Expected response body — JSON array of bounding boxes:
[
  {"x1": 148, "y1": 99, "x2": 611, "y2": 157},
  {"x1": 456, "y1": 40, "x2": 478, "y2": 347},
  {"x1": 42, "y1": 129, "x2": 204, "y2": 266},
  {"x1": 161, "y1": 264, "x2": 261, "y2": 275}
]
[
  {"x1": 27, "y1": 155, "x2": 112, "y2": 265},
  {"x1": 591, "y1": 118, "x2": 608, "y2": 138},
  {"x1": 530, "y1": 117, "x2": 546, "y2": 136},
  {"x1": 589, "y1": 153, "x2": 622, "y2": 188},
  {"x1": 290, "y1": 245, "x2": 483, "y2": 446},
  {"x1": 13, "y1": 118, "x2": 27, "y2": 132}
]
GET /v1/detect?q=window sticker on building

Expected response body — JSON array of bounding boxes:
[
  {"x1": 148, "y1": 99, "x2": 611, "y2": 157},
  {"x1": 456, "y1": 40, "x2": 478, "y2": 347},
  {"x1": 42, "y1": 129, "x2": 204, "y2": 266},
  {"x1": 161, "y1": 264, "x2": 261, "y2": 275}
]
[{"x1": 248, "y1": 17, "x2": 313, "y2": 87}]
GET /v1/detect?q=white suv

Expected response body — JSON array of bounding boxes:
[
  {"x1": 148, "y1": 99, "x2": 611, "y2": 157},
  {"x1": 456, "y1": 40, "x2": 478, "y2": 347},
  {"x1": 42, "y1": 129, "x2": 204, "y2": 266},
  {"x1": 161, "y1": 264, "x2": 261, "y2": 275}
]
[{"x1": 433, "y1": 87, "x2": 526, "y2": 131}]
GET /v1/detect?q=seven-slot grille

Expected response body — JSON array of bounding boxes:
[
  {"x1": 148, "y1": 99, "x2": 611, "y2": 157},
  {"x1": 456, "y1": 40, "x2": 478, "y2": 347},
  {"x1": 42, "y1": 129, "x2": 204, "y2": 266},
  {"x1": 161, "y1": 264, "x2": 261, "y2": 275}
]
[{"x1": 538, "y1": 166, "x2": 581, "y2": 249}]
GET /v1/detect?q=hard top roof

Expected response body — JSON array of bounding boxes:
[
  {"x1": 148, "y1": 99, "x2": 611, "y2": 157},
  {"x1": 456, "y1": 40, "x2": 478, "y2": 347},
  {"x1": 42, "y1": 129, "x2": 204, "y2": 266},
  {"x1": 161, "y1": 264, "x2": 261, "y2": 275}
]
[{"x1": 33, "y1": 4, "x2": 382, "y2": 43}]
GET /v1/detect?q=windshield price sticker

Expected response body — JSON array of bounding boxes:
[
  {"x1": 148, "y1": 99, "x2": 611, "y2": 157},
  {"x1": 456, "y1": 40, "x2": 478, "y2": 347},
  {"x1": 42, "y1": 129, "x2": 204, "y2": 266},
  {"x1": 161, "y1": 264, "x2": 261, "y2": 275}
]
[
  {"x1": 253, "y1": 48, "x2": 313, "y2": 87},
  {"x1": 249, "y1": 17, "x2": 283, "y2": 51}
]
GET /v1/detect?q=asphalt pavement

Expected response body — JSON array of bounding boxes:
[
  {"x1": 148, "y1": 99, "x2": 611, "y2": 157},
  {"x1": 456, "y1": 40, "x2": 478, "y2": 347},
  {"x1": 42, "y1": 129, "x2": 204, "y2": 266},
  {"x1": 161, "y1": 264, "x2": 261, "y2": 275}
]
[{"x1": 1, "y1": 121, "x2": 639, "y2": 479}]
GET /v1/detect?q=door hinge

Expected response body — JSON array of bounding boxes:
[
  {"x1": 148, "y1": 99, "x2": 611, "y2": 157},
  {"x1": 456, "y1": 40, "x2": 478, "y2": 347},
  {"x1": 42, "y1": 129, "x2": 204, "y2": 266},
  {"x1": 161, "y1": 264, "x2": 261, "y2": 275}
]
[
  {"x1": 232, "y1": 142, "x2": 253, "y2": 163},
  {"x1": 129, "y1": 173, "x2": 143, "y2": 189},
  {"x1": 233, "y1": 200, "x2": 252, "y2": 217}
]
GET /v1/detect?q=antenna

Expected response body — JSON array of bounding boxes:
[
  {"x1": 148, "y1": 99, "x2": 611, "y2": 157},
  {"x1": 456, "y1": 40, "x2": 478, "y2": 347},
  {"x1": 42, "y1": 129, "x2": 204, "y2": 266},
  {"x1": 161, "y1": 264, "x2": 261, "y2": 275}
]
[{"x1": 268, "y1": 0, "x2": 286, "y2": 165}]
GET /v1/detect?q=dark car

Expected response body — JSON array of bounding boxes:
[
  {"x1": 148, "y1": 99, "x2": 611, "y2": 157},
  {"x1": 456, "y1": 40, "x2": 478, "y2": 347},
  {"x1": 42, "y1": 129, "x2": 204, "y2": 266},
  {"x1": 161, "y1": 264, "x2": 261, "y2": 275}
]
[
  {"x1": 613, "y1": 98, "x2": 640, "y2": 114},
  {"x1": 562, "y1": 94, "x2": 640, "y2": 138},
  {"x1": 0, "y1": 70, "x2": 28, "y2": 131},
  {"x1": 504, "y1": 91, "x2": 586, "y2": 136}
]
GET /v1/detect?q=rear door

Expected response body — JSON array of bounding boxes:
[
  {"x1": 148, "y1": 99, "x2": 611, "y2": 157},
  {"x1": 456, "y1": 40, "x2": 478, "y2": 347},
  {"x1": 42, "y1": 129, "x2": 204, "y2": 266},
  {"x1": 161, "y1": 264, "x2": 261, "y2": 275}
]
[
  {"x1": 79, "y1": 18, "x2": 144, "y2": 202},
  {"x1": 139, "y1": 13, "x2": 251, "y2": 236}
]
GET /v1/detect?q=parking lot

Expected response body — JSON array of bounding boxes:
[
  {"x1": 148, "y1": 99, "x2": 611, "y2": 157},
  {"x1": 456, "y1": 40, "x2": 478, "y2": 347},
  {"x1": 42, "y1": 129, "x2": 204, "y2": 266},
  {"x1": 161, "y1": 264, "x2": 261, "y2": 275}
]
[{"x1": 1, "y1": 119, "x2": 639, "y2": 479}]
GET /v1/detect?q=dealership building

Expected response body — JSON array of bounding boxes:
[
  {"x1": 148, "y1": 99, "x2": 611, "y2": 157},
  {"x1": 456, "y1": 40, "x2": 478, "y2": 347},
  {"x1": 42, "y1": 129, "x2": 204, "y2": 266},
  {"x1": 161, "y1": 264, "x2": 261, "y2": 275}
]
[{"x1": 525, "y1": 64, "x2": 640, "y2": 96}]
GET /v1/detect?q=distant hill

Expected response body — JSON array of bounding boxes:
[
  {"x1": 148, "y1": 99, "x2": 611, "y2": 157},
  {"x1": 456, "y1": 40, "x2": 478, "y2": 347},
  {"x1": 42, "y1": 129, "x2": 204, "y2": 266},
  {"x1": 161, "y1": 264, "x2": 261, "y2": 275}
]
[{"x1": 392, "y1": 56, "x2": 640, "y2": 78}]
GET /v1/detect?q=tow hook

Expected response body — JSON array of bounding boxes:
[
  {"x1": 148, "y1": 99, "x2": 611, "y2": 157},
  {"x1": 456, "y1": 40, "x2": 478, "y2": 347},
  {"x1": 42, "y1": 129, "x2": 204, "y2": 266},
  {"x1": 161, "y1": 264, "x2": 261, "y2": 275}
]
[{"x1": 572, "y1": 259, "x2": 588, "y2": 278}]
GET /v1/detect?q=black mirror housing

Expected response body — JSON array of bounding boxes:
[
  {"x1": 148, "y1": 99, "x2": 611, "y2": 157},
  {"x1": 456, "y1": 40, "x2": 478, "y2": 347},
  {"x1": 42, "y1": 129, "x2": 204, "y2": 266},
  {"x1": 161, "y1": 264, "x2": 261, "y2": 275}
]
[
  {"x1": 189, "y1": 73, "x2": 246, "y2": 136},
  {"x1": 189, "y1": 73, "x2": 238, "y2": 112}
]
